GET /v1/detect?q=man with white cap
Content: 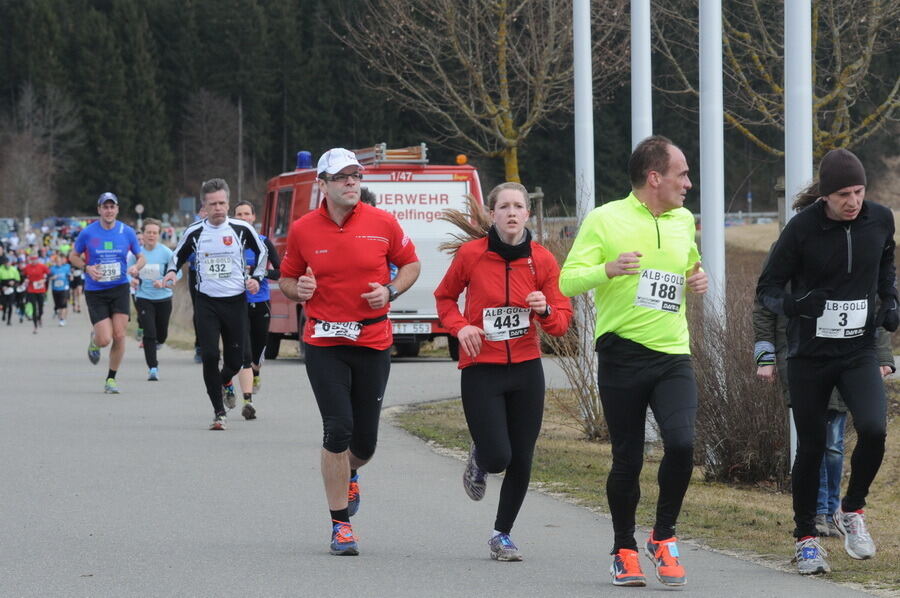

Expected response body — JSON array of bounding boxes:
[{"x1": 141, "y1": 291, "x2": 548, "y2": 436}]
[
  {"x1": 279, "y1": 148, "x2": 421, "y2": 556},
  {"x1": 70, "y1": 192, "x2": 145, "y2": 393},
  {"x1": 757, "y1": 148, "x2": 896, "y2": 575}
]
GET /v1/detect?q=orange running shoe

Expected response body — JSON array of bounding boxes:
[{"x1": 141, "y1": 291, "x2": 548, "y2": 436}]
[
  {"x1": 347, "y1": 475, "x2": 361, "y2": 517},
  {"x1": 645, "y1": 532, "x2": 686, "y2": 586},
  {"x1": 610, "y1": 548, "x2": 646, "y2": 587}
]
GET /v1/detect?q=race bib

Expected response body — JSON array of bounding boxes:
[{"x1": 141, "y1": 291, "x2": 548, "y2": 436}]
[
  {"x1": 482, "y1": 306, "x2": 531, "y2": 341},
  {"x1": 204, "y1": 256, "x2": 232, "y2": 279},
  {"x1": 634, "y1": 269, "x2": 685, "y2": 313},
  {"x1": 33, "y1": 280, "x2": 45, "y2": 291},
  {"x1": 72, "y1": 268, "x2": 83, "y2": 277},
  {"x1": 3, "y1": 286, "x2": 13, "y2": 295},
  {"x1": 139, "y1": 263, "x2": 162, "y2": 281},
  {"x1": 816, "y1": 299, "x2": 867, "y2": 339},
  {"x1": 53, "y1": 278, "x2": 65, "y2": 289},
  {"x1": 98, "y1": 262, "x2": 121, "y2": 282},
  {"x1": 312, "y1": 320, "x2": 362, "y2": 341},
  {"x1": 16, "y1": 284, "x2": 26, "y2": 294}
]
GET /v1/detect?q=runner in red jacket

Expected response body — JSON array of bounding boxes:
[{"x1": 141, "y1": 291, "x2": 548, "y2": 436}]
[
  {"x1": 23, "y1": 254, "x2": 50, "y2": 334},
  {"x1": 434, "y1": 182, "x2": 573, "y2": 561}
]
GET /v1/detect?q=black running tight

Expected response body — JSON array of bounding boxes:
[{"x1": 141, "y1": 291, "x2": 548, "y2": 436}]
[
  {"x1": 136, "y1": 297, "x2": 173, "y2": 369},
  {"x1": 195, "y1": 293, "x2": 247, "y2": 415},
  {"x1": 595, "y1": 333, "x2": 697, "y2": 553},
  {"x1": 788, "y1": 347, "x2": 887, "y2": 538},
  {"x1": 461, "y1": 358, "x2": 545, "y2": 534}
]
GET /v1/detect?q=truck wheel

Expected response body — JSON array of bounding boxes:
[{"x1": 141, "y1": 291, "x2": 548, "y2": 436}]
[
  {"x1": 394, "y1": 341, "x2": 420, "y2": 358},
  {"x1": 264, "y1": 333, "x2": 282, "y2": 360},
  {"x1": 448, "y1": 336, "x2": 460, "y2": 361}
]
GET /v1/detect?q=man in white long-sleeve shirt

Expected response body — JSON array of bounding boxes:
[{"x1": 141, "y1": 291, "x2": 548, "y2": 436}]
[{"x1": 163, "y1": 178, "x2": 267, "y2": 430}]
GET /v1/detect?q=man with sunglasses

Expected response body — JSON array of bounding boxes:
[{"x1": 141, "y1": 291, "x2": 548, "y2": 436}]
[{"x1": 279, "y1": 148, "x2": 421, "y2": 556}]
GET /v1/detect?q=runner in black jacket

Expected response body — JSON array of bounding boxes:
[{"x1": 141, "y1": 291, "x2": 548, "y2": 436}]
[{"x1": 756, "y1": 149, "x2": 897, "y2": 575}]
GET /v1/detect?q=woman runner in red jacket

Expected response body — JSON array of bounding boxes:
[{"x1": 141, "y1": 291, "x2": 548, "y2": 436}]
[{"x1": 435, "y1": 182, "x2": 573, "y2": 561}]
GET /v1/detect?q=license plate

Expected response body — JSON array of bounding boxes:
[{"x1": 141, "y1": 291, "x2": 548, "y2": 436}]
[{"x1": 392, "y1": 322, "x2": 432, "y2": 334}]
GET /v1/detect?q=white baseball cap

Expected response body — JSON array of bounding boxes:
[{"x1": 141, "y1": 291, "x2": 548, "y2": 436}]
[{"x1": 316, "y1": 148, "x2": 363, "y2": 176}]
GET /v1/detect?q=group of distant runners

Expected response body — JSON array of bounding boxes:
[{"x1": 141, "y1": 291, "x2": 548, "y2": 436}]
[{"x1": 47, "y1": 140, "x2": 891, "y2": 586}]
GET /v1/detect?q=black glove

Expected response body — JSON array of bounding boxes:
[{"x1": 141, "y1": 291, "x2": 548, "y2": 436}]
[
  {"x1": 783, "y1": 289, "x2": 829, "y2": 318},
  {"x1": 875, "y1": 296, "x2": 899, "y2": 332}
]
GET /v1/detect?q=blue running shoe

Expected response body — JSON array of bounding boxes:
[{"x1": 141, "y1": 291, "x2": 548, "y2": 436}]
[
  {"x1": 489, "y1": 533, "x2": 522, "y2": 561},
  {"x1": 348, "y1": 474, "x2": 361, "y2": 517},
  {"x1": 148, "y1": 367, "x2": 159, "y2": 381},
  {"x1": 330, "y1": 520, "x2": 359, "y2": 556}
]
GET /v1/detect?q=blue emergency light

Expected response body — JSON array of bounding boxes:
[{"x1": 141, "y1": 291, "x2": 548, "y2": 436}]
[{"x1": 296, "y1": 151, "x2": 313, "y2": 170}]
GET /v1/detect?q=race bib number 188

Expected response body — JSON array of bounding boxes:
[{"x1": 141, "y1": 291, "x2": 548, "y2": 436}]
[{"x1": 634, "y1": 269, "x2": 685, "y2": 313}]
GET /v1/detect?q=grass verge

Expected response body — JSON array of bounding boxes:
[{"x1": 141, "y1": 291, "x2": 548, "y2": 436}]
[{"x1": 391, "y1": 382, "x2": 900, "y2": 593}]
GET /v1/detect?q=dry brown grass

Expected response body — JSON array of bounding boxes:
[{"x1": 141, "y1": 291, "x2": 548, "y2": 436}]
[{"x1": 393, "y1": 382, "x2": 900, "y2": 591}]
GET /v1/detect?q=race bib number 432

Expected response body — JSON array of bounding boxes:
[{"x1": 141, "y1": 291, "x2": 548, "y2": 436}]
[
  {"x1": 482, "y1": 306, "x2": 531, "y2": 341},
  {"x1": 634, "y1": 269, "x2": 685, "y2": 313},
  {"x1": 816, "y1": 299, "x2": 867, "y2": 338},
  {"x1": 203, "y1": 256, "x2": 232, "y2": 279}
]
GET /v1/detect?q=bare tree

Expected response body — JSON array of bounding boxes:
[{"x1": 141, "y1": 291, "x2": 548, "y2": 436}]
[
  {"x1": 181, "y1": 89, "x2": 239, "y2": 195},
  {"x1": 0, "y1": 131, "x2": 53, "y2": 220},
  {"x1": 4, "y1": 83, "x2": 84, "y2": 216},
  {"x1": 653, "y1": 0, "x2": 900, "y2": 159},
  {"x1": 336, "y1": 0, "x2": 630, "y2": 181}
]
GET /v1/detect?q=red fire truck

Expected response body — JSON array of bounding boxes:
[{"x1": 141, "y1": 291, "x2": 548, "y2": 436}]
[{"x1": 260, "y1": 143, "x2": 483, "y2": 360}]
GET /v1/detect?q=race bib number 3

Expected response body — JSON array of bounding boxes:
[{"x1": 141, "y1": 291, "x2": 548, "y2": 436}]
[
  {"x1": 98, "y1": 262, "x2": 121, "y2": 282},
  {"x1": 482, "y1": 306, "x2": 531, "y2": 341},
  {"x1": 204, "y1": 256, "x2": 232, "y2": 279},
  {"x1": 634, "y1": 269, "x2": 685, "y2": 313},
  {"x1": 312, "y1": 320, "x2": 362, "y2": 341},
  {"x1": 816, "y1": 299, "x2": 867, "y2": 338}
]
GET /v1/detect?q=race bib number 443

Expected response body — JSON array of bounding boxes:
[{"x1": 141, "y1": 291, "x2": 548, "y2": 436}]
[
  {"x1": 634, "y1": 269, "x2": 685, "y2": 313},
  {"x1": 816, "y1": 299, "x2": 867, "y2": 338},
  {"x1": 482, "y1": 306, "x2": 531, "y2": 341}
]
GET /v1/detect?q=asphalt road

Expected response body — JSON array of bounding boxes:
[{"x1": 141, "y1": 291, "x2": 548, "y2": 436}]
[{"x1": 0, "y1": 310, "x2": 878, "y2": 597}]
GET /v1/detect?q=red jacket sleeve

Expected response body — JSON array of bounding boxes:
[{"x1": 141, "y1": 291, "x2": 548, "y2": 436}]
[
  {"x1": 434, "y1": 249, "x2": 471, "y2": 336},
  {"x1": 534, "y1": 246, "x2": 572, "y2": 337}
]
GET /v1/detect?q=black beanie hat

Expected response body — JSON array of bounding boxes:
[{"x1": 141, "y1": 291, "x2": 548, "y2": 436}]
[{"x1": 818, "y1": 148, "x2": 866, "y2": 197}]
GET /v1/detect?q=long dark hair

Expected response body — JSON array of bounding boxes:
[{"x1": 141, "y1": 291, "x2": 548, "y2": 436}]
[{"x1": 792, "y1": 180, "x2": 820, "y2": 212}]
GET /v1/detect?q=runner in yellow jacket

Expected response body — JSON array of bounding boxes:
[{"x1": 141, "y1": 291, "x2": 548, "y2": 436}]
[{"x1": 560, "y1": 135, "x2": 707, "y2": 588}]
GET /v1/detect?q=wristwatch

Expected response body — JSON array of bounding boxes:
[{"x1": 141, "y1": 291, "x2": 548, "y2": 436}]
[
  {"x1": 540, "y1": 305, "x2": 552, "y2": 318},
  {"x1": 386, "y1": 284, "x2": 400, "y2": 302}
]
